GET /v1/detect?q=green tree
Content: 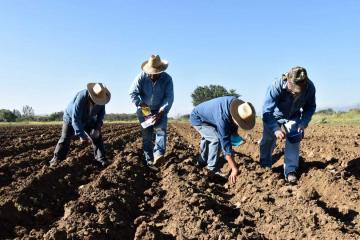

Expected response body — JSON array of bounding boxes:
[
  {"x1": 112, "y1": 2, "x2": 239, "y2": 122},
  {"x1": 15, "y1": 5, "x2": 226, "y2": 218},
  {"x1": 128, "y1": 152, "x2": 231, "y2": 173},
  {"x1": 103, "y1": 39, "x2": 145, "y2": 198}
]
[
  {"x1": 191, "y1": 85, "x2": 240, "y2": 106},
  {"x1": 22, "y1": 105, "x2": 35, "y2": 118},
  {"x1": 13, "y1": 109, "x2": 22, "y2": 118},
  {"x1": 0, "y1": 109, "x2": 17, "y2": 122},
  {"x1": 48, "y1": 111, "x2": 64, "y2": 121}
]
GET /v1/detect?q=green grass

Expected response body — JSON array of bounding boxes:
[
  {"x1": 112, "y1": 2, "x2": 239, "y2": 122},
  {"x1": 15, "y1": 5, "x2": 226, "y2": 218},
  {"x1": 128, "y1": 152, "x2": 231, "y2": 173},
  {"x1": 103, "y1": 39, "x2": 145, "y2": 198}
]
[
  {"x1": 0, "y1": 120, "x2": 138, "y2": 126},
  {"x1": 1, "y1": 110, "x2": 359, "y2": 126},
  {"x1": 0, "y1": 121, "x2": 63, "y2": 126},
  {"x1": 311, "y1": 109, "x2": 360, "y2": 125}
]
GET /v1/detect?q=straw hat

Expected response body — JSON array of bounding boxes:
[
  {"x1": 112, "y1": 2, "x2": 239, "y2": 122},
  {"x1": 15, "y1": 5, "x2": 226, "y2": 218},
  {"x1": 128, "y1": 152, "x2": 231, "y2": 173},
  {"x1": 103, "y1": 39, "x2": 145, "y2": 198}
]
[
  {"x1": 141, "y1": 55, "x2": 169, "y2": 74},
  {"x1": 230, "y1": 99, "x2": 256, "y2": 130},
  {"x1": 87, "y1": 83, "x2": 111, "y2": 105}
]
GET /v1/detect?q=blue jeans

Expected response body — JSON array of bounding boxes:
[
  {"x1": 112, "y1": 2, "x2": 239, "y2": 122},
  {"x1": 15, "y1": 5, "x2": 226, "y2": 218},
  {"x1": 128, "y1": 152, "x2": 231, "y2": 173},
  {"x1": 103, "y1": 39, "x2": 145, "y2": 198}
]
[
  {"x1": 259, "y1": 121, "x2": 300, "y2": 177},
  {"x1": 137, "y1": 109, "x2": 167, "y2": 163},
  {"x1": 193, "y1": 125, "x2": 220, "y2": 171}
]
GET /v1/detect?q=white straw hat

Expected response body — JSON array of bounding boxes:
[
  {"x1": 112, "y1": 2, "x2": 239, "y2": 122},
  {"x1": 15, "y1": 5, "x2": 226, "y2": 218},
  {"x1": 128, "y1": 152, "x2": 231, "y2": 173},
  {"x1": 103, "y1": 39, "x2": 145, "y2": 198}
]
[
  {"x1": 230, "y1": 99, "x2": 256, "y2": 130},
  {"x1": 141, "y1": 55, "x2": 169, "y2": 74},
  {"x1": 87, "y1": 83, "x2": 111, "y2": 105}
]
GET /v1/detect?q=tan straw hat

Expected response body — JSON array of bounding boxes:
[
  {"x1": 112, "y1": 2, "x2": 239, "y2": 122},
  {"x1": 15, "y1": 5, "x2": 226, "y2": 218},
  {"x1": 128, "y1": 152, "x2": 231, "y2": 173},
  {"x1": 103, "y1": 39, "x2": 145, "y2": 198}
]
[
  {"x1": 141, "y1": 54, "x2": 169, "y2": 74},
  {"x1": 87, "y1": 83, "x2": 111, "y2": 105},
  {"x1": 230, "y1": 99, "x2": 256, "y2": 130}
]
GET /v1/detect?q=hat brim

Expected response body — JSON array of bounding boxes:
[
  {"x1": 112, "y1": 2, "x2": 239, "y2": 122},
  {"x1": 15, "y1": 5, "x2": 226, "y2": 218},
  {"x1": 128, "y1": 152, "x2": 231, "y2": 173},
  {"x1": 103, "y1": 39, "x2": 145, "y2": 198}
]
[
  {"x1": 141, "y1": 60, "x2": 168, "y2": 74},
  {"x1": 87, "y1": 83, "x2": 111, "y2": 105},
  {"x1": 230, "y1": 99, "x2": 256, "y2": 130}
]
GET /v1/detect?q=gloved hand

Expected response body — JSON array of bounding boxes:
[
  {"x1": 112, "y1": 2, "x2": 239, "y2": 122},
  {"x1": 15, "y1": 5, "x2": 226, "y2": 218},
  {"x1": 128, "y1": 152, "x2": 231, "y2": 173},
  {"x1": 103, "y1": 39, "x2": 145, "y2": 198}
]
[
  {"x1": 284, "y1": 120, "x2": 297, "y2": 133},
  {"x1": 140, "y1": 103, "x2": 151, "y2": 117}
]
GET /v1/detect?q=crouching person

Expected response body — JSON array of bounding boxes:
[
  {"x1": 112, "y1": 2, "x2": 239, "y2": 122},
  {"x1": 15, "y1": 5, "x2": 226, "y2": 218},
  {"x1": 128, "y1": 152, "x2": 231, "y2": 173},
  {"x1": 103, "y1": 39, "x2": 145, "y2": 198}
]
[
  {"x1": 190, "y1": 96, "x2": 256, "y2": 184},
  {"x1": 49, "y1": 83, "x2": 111, "y2": 167},
  {"x1": 260, "y1": 66, "x2": 316, "y2": 183}
]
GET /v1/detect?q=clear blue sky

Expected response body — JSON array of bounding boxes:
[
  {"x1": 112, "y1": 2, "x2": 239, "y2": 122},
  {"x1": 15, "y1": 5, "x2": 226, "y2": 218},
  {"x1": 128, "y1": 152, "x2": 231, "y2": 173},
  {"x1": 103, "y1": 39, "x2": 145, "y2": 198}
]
[{"x1": 1, "y1": 0, "x2": 359, "y2": 116}]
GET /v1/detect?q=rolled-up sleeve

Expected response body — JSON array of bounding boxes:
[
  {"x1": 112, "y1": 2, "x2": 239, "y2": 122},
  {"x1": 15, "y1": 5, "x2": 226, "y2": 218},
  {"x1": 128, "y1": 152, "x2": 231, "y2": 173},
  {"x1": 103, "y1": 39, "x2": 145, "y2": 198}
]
[
  {"x1": 72, "y1": 95, "x2": 87, "y2": 138},
  {"x1": 263, "y1": 81, "x2": 282, "y2": 133},
  {"x1": 299, "y1": 86, "x2": 316, "y2": 128},
  {"x1": 129, "y1": 73, "x2": 143, "y2": 107},
  {"x1": 160, "y1": 76, "x2": 174, "y2": 113}
]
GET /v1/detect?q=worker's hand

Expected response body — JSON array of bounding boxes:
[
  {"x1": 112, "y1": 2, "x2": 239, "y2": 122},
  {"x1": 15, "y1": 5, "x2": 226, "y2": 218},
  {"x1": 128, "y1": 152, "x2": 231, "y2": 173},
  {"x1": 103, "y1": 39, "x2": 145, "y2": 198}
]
[
  {"x1": 154, "y1": 110, "x2": 164, "y2": 123},
  {"x1": 229, "y1": 167, "x2": 239, "y2": 184},
  {"x1": 274, "y1": 130, "x2": 285, "y2": 140}
]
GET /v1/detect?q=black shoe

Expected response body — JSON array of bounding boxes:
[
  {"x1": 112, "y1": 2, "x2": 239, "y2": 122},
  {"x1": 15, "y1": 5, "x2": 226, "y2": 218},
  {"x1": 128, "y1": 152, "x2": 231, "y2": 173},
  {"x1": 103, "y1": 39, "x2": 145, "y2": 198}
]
[
  {"x1": 49, "y1": 157, "x2": 60, "y2": 167},
  {"x1": 286, "y1": 172, "x2": 298, "y2": 184},
  {"x1": 214, "y1": 171, "x2": 230, "y2": 179},
  {"x1": 153, "y1": 155, "x2": 165, "y2": 166},
  {"x1": 196, "y1": 161, "x2": 207, "y2": 168},
  {"x1": 95, "y1": 159, "x2": 108, "y2": 167},
  {"x1": 146, "y1": 160, "x2": 159, "y2": 171},
  {"x1": 206, "y1": 169, "x2": 229, "y2": 179}
]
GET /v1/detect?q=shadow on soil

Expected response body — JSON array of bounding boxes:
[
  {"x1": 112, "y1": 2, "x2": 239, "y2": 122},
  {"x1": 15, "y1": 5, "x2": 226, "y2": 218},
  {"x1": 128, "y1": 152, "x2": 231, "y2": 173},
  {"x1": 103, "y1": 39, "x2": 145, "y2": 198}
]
[
  {"x1": 272, "y1": 157, "x2": 339, "y2": 178},
  {"x1": 345, "y1": 157, "x2": 360, "y2": 180}
]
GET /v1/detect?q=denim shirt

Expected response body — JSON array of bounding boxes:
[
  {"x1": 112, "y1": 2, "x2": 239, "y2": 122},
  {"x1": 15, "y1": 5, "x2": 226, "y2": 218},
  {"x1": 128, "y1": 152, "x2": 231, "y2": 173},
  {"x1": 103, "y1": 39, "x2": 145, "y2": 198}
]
[
  {"x1": 63, "y1": 89, "x2": 105, "y2": 138},
  {"x1": 262, "y1": 78, "x2": 316, "y2": 133},
  {"x1": 129, "y1": 72, "x2": 174, "y2": 114},
  {"x1": 190, "y1": 96, "x2": 238, "y2": 156}
]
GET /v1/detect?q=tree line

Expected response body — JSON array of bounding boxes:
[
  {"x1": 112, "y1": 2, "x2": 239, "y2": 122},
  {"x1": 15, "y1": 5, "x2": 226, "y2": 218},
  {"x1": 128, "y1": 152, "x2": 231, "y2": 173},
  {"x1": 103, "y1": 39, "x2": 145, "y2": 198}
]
[
  {"x1": 1, "y1": 85, "x2": 240, "y2": 122},
  {"x1": 0, "y1": 105, "x2": 66, "y2": 122},
  {"x1": 0, "y1": 106, "x2": 138, "y2": 122},
  {"x1": 2, "y1": 85, "x2": 358, "y2": 123}
]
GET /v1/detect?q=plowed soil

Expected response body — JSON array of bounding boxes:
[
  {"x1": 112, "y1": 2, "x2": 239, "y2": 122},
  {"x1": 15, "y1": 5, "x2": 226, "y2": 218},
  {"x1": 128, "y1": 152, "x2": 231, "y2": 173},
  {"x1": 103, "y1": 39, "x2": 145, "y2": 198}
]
[{"x1": 0, "y1": 123, "x2": 359, "y2": 240}]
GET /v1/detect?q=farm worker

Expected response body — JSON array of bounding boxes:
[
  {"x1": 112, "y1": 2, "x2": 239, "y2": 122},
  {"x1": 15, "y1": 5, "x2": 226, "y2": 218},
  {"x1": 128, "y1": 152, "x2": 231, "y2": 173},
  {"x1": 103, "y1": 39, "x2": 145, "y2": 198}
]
[
  {"x1": 190, "y1": 96, "x2": 256, "y2": 184},
  {"x1": 260, "y1": 66, "x2": 316, "y2": 183},
  {"x1": 49, "y1": 83, "x2": 111, "y2": 167},
  {"x1": 129, "y1": 54, "x2": 174, "y2": 168}
]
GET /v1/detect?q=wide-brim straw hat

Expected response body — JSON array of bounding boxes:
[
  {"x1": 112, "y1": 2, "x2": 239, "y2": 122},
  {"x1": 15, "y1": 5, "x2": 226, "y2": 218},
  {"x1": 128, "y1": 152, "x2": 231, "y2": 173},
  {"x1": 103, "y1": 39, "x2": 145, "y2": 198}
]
[
  {"x1": 87, "y1": 83, "x2": 111, "y2": 105},
  {"x1": 230, "y1": 99, "x2": 256, "y2": 130},
  {"x1": 141, "y1": 54, "x2": 169, "y2": 74}
]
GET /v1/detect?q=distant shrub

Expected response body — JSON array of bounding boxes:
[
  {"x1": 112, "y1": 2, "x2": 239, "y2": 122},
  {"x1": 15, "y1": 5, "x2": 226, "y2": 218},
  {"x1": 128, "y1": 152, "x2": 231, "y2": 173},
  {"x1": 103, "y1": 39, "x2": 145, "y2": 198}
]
[
  {"x1": 349, "y1": 108, "x2": 360, "y2": 113},
  {"x1": 48, "y1": 111, "x2": 64, "y2": 121},
  {"x1": 316, "y1": 108, "x2": 335, "y2": 114},
  {"x1": 104, "y1": 113, "x2": 137, "y2": 122},
  {"x1": 0, "y1": 109, "x2": 17, "y2": 122},
  {"x1": 175, "y1": 114, "x2": 190, "y2": 121},
  {"x1": 319, "y1": 117, "x2": 328, "y2": 124}
]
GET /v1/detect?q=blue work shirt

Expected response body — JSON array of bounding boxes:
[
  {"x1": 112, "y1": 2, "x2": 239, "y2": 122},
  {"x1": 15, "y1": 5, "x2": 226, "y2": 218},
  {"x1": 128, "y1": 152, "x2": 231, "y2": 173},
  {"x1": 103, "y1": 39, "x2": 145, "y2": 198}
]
[
  {"x1": 190, "y1": 96, "x2": 238, "y2": 156},
  {"x1": 262, "y1": 78, "x2": 316, "y2": 133},
  {"x1": 129, "y1": 72, "x2": 174, "y2": 114},
  {"x1": 63, "y1": 89, "x2": 105, "y2": 138}
]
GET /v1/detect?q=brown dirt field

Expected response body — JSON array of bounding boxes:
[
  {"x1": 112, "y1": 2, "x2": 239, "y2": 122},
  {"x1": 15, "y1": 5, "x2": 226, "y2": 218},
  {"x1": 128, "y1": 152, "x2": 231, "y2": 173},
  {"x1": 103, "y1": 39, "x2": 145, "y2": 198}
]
[{"x1": 0, "y1": 123, "x2": 359, "y2": 240}]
